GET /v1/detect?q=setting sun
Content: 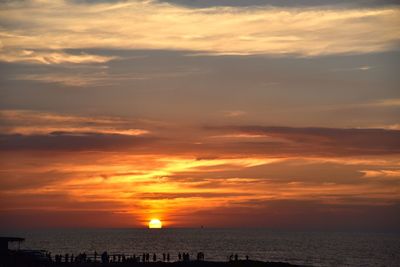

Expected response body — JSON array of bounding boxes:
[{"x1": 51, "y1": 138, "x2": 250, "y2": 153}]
[{"x1": 148, "y1": 218, "x2": 162, "y2": 229}]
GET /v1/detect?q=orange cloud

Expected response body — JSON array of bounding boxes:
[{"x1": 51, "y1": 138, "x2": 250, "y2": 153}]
[{"x1": 0, "y1": 0, "x2": 399, "y2": 64}]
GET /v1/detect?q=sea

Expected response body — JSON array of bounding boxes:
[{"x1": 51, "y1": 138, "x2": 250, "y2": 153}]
[{"x1": 2, "y1": 228, "x2": 399, "y2": 267}]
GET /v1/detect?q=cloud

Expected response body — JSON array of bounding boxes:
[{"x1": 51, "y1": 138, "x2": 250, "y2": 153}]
[
  {"x1": 10, "y1": 59, "x2": 205, "y2": 86},
  {"x1": 0, "y1": 109, "x2": 150, "y2": 136},
  {"x1": 0, "y1": 0, "x2": 399, "y2": 61},
  {"x1": 0, "y1": 210, "x2": 140, "y2": 228},
  {"x1": 0, "y1": 49, "x2": 115, "y2": 65},
  {"x1": 372, "y1": 99, "x2": 400, "y2": 107},
  {"x1": 206, "y1": 126, "x2": 400, "y2": 156},
  {"x1": 0, "y1": 133, "x2": 158, "y2": 151},
  {"x1": 331, "y1": 65, "x2": 373, "y2": 72},
  {"x1": 1, "y1": 110, "x2": 399, "y2": 156},
  {"x1": 160, "y1": 0, "x2": 400, "y2": 8},
  {"x1": 361, "y1": 169, "x2": 400, "y2": 178},
  {"x1": 14, "y1": 72, "x2": 111, "y2": 87},
  {"x1": 222, "y1": 110, "x2": 247, "y2": 117}
]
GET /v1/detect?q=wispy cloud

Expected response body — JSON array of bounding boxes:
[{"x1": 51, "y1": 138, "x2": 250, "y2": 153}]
[
  {"x1": 0, "y1": 49, "x2": 115, "y2": 64},
  {"x1": 2, "y1": 110, "x2": 400, "y2": 157},
  {"x1": 372, "y1": 99, "x2": 400, "y2": 107},
  {"x1": 222, "y1": 110, "x2": 247, "y2": 117},
  {"x1": 331, "y1": 65, "x2": 373, "y2": 72},
  {"x1": 361, "y1": 169, "x2": 400, "y2": 178},
  {"x1": 206, "y1": 125, "x2": 400, "y2": 156},
  {"x1": 0, "y1": 109, "x2": 150, "y2": 136},
  {"x1": 12, "y1": 65, "x2": 204, "y2": 86},
  {"x1": 0, "y1": 0, "x2": 399, "y2": 63}
]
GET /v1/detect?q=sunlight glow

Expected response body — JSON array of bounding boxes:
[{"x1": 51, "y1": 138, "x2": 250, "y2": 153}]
[{"x1": 149, "y1": 218, "x2": 162, "y2": 229}]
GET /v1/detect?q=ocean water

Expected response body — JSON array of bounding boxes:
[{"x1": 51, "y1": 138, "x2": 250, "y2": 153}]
[{"x1": 2, "y1": 228, "x2": 399, "y2": 267}]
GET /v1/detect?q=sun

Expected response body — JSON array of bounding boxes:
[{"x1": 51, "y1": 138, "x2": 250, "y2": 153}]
[{"x1": 148, "y1": 218, "x2": 162, "y2": 229}]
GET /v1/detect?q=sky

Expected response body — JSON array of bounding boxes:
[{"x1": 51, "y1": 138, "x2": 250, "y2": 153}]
[{"x1": 0, "y1": 0, "x2": 399, "y2": 230}]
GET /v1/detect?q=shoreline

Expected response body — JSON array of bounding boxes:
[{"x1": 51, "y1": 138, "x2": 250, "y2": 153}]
[{"x1": 48, "y1": 260, "x2": 305, "y2": 267}]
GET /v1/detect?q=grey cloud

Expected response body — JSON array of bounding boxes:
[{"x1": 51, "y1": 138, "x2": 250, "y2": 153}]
[
  {"x1": 207, "y1": 126, "x2": 400, "y2": 156},
  {"x1": 160, "y1": 0, "x2": 399, "y2": 8},
  {"x1": 0, "y1": 133, "x2": 159, "y2": 151}
]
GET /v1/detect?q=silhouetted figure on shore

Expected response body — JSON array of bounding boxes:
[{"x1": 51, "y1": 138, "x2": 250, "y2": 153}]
[
  {"x1": 163, "y1": 253, "x2": 166, "y2": 261},
  {"x1": 101, "y1": 251, "x2": 109, "y2": 263},
  {"x1": 235, "y1": 254, "x2": 238, "y2": 261},
  {"x1": 55, "y1": 254, "x2": 61, "y2": 263},
  {"x1": 94, "y1": 251, "x2": 98, "y2": 262},
  {"x1": 178, "y1": 252, "x2": 182, "y2": 261},
  {"x1": 153, "y1": 253, "x2": 156, "y2": 262},
  {"x1": 167, "y1": 253, "x2": 170, "y2": 262},
  {"x1": 197, "y1": 252, "x2": 204, "y2": 261},
  {"x1": 246, "y1": 255, "x2": 249, "y2": 260},
  {"x1": 183, "y1": 252, "x2": 190, "y2": 262},
  {"x1": 229, "y1": 254, "x2": 233, "y2": 261},
  {"x1": 146, "y1": 253, "x2": 150, "y2": 262}
]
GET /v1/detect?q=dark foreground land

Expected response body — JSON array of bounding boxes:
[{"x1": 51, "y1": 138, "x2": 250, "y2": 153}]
[
  {"x1": 1, "y1": 250, "x2": 308, "y2": 267},
  {"x1": 3, "y1": 261, "x2": 304, "y2": 267},
  {"x1": 1, "y1": 250, "x2": 307, "y2": 267},
  {"x1": 55, "y1": 261, "x2": 303, "y2": 266}
]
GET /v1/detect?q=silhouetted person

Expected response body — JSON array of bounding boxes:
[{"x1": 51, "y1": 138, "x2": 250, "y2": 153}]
[
  {"x1": 198, "y1": 252, "x2": 204, "y2": 261},
  {"x1": 246, "y1": 255, "x2": 249, "y2": 260},
  {"x1": 184, "y1": 252, "x2": 190, "y2": 261},
  {"x1": 146, "y1": 253, "x2": 150, "y2": 262},
  {"x1": 167, "y1": 253, "x2": 170, "y2": 262},
  {"x1": 229, "y1": 254, "x2": 233, "y2": 261},
  {"x1": 163, "y1": 253, "x2": 166, "y2": 261},
  {"x1": 235, "y1": 254, "x2": 238, "y2": 261},
  {"x1": 142, "y1": 253, "x2": 146, "y2": 262},
  {"x1": 94, "y1": 251, "x2": 98, "y2": 262},
  {"x1": 101, "y1": 251, "x2": 109, "y2": 263},
  {"x1": 153, "y1": 253, "x2": 156, "y2": 262},
  {"x1": 178, "y1": 252, "x2": 182, "y2": 261}
]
